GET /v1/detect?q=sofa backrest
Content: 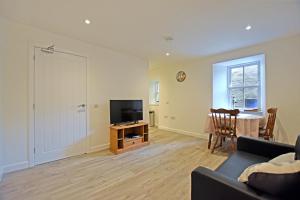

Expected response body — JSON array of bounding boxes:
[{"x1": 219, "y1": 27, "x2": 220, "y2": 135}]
[{"x1": 295, "y1": 135, "x2": 300, "y2": 160}]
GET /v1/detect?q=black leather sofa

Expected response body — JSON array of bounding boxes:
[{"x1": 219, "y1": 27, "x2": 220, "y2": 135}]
[{"x1": 191, "y1": 136, "x2": 298, "y2": 200}]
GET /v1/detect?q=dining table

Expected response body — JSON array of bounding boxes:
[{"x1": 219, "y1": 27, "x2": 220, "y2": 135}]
[{"x1": 204, "y1": 113, "x2": 265, "y2": 137}]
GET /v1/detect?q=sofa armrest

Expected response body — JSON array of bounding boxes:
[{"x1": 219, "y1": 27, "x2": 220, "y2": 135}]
[
  {"x1": 237, "y1": 136, "x2": 294, "y2": 159},
  {"x1": 191, "y1": 167, "x2": 276, "y2": 200}
]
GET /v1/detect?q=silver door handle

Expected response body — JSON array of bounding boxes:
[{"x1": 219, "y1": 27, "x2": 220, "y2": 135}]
[{"x1": 78, "y1": 104, "x2": 86, "y2": 108}]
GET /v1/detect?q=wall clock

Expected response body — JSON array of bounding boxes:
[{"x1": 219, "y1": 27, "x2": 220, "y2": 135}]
[{"x1": 176, "y1": 71, "x2": 186, "y2": 82}]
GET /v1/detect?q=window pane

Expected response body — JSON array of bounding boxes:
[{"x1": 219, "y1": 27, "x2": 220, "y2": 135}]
[
  {"x1": 230, "y1": 88, "x2": 244, "y2": 108},
  {"x1": 154, "y1": 81, "x2": 159, "y2": 102},
  {"x1": 245, "y1": 87, "x2": 258, "y2": 109},
  {"x1": 244, "y1": 65, "x2": 259, "y2": 86},
  {"x1": 155, "y1": 93, "x2": 159, "y2": 102},
  {"x1": 230, "y1": 67, "x2": 243, "y2": 87}
]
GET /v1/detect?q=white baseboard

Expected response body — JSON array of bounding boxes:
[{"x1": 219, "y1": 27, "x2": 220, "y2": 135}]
[
  {"x1": 88, "y1": 143, "x2": 109, "y2": 153},
  {"x1": 1, "y1": 144, "x2": 109, "y2": 175},
  {"x1": 3, "y1": 161, "x2": 29, "y2": 174},
  {"x1": 158, "y1": 126, "x2": 208, "y2": 140}
]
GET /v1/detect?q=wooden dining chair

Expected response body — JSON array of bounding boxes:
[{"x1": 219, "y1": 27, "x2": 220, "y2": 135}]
[
  {"x1": 259, "y1": 108, "x2": 277, "y2": 140},
  {"x1": 209, "y1": 108, "x2": 240, "y2": 153}
]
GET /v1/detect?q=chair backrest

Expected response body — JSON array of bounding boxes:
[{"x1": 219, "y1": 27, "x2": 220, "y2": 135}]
[
  {"x1": 265, "y1": 108, "x2": 278, "y2": 139},
  {"x1": 210, "y1": 108, "x2": 240, "y2": 136}
]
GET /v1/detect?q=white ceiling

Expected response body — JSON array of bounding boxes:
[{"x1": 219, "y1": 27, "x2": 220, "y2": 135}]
[{"x1": 0, "y1": 0, "x2": 300, "y2": 66}]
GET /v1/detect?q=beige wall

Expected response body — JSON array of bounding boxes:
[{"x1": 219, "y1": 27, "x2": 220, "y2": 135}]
[
  {"x1": 150, "y1": 34, "x2": 300, "y2": 144},
  {"x1": 0, "y1": 17, "x2": 149, "y2": 172}
]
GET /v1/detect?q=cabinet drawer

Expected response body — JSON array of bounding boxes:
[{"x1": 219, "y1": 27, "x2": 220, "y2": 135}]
[{"x1": 124, "y1": 138, "x2": 143, "y2": 148}]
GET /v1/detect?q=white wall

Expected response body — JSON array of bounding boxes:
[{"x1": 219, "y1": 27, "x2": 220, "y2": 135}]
[
  {"x1": 150, "y1": 34, "x2": 300, "y2": 144},
  {"x1": 212, "y1": 63, "x2": 229, "y2": 109},
  {"x1": 0, "y1": 17, "x2": 149, "y2": 173},
  {"x1": 149, "y1": 68, "x2": 162, "y2": 127},
  {"x1": 0, "y1": 29, "x2": 4, "y2": 180}
]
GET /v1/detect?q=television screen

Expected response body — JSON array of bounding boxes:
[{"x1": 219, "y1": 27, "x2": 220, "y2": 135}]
[{"x1": 110, "y1": 100, "x2": 143, "y2": 124}]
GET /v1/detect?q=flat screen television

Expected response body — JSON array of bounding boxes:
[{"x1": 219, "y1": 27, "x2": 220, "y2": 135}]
[{"x1": 110, "y1": 100, "x2": 143, "y2": 125}]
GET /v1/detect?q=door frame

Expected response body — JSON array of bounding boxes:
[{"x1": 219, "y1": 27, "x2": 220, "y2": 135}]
[{"x1": 28, "y1": 43, "x2": 89, "y2": 167}]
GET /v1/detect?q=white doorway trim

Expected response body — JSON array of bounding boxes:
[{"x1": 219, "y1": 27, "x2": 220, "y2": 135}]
[{"x1": 28, "y1": 43, "x2": 89, "y2": 167}]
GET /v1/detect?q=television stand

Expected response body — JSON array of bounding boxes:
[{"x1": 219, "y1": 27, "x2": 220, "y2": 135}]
[
  {"x1": 110, "y1": 122, "x2": 149, "y2": 154},
  {"x1": 118, "y1": 121, "x2": 138, "y2": 126}
]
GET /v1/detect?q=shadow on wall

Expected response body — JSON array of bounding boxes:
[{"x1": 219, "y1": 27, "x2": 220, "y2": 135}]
[{"x1": 274, "y1": 118, "x2": 289, "y2": 144}]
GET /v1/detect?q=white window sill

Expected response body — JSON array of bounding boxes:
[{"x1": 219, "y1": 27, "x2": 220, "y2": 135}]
[
  {"x1": 241, "y1": 111, "x2": 263, "y2": 115},
  {"x1": 149, "y1": 103, "x2": 159, "y2": 106},
  {"x1": 234, "y1": 109, "x2": 264, "y2": 116},
  {"x1": 222, "y1": 108, "x2": 264, "y2": 116}
]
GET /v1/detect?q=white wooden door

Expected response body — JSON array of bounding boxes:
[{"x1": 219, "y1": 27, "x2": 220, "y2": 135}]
[{"x1": 34, "y1": 48, "x2": 87, "y2": 165}]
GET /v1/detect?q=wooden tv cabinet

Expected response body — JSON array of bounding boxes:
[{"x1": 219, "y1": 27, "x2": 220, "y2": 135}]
[{"x1": 110, "y1": 122, "x2": 149, "y2": 154}]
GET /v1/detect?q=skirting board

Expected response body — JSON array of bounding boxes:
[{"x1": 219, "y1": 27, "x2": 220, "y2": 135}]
[
  {"x1": 158, "y1": 126, "x2": 209, "y2": 140},
  {"x1": 3, "y1": 161, "x2": 29, "y2": 174},
  {"x1": 88, "y1": 143, "x2": 109, "y2": 153},
  {"x1": 1, "y1": 144, "x2": 109, "y2": 175}
]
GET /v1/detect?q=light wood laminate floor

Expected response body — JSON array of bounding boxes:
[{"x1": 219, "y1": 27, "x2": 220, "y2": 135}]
[{"x1": 0, "y1": 129, "x2": 228, "y2": 200}]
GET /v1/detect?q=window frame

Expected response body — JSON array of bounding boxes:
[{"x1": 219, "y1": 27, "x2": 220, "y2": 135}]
[
  {"x1": 227, "y1": 61, "x2": 261, "y2": 111},
  {"x1": 153, "y1": 81, "x2": 160, "y2": 103}
]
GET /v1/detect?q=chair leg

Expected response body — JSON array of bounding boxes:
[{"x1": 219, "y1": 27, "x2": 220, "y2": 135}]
[
  {"x1": 230, "y1": 136, "x2": 235, "y2": 152},
  {"x1": 264, "y1": 135, "x2": 269, "y2": 141},
  {"x1": 219, "y1": 136, "x2": 223, "y2": 147},
  {"x1": 211, "y1": 135, "x2": 220, "y2": 153},
  {"x1": 208, "y1": 133, "x2": 212, "y2": 149}
]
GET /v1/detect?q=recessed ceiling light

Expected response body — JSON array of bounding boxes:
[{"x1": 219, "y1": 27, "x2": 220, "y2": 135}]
[
  {"x1": 245, "y1": 25, "x2": 252, "y2": 30},
  {"x1": 165, "y1": 52, "x2": 170, "y2": 56},
  {"x1": 84, "y1": 19, "x2": 91, "y2": 24}
]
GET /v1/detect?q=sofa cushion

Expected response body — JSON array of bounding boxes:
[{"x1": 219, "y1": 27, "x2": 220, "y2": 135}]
[
  {"x1": 238, "y1": 160, "x2": 300, "y2": 182},
  {"x1": 248, "y1": 171, "x2": 300, "y2": 199},
  {"x1": 238, "y1": 160, "x2": 300, "y2": 198},
  {"x1": 216, "y1": 151, "x2": 269, "y2": 179},
  {"x1": 295, "y1": 135, "x2": 300, "y2": 160},
  {"x1": 269, "y1": 152, "x2": 295, "y2": 164}
]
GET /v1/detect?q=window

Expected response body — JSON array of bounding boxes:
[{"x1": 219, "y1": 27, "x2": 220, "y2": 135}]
[
  {"x1": 212, "y1": 54, "x2": 265, "y2": 112},
  {"x1": 154, "y1": 81, "x2": 160, "y2": 103},
  {"x1": 149, "y1": 80, "x2": 159, "y2": 104},
  {"x1": 228, "y1": 62, "x2": 260, "y2": 110}
]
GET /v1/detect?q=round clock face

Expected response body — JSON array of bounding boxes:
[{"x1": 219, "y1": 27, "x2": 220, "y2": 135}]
[{"x1": 176, "y1": 71, "x2": 186, "y2": 82}]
